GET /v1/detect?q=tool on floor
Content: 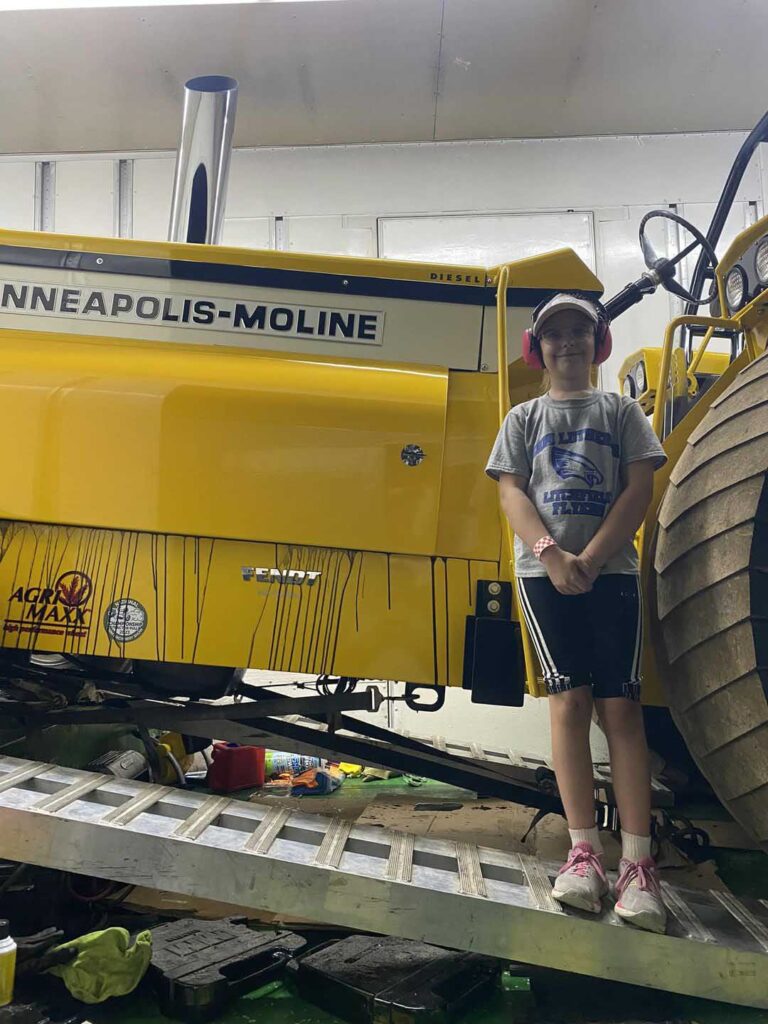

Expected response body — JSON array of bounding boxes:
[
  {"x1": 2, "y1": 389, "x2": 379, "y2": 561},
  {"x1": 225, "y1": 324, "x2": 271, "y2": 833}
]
[{"x1": 84, "y1": 751, "x2": 148, "y2": 781}]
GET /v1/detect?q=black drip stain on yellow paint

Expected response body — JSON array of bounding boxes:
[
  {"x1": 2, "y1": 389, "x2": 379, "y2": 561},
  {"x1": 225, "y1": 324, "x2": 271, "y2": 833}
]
[
  {"x1": 252, "y1": 545, "x2": 363, "y2": 677},
  {"x1": 191, "y1": 538, "x2": 215, "y2": 662},
  {"x1": 353, "y1": 555, "x2": 364, "y2": 632},
  {"x1": 0, "y1": 521, "x2": 483, "y2": 687},
  {"x1": 181, "y1": 536, "x2": 187, "y2": 658},
  {"x1": 444, "y1": 558, "x2": 450, "y2": 685},
  {"x1": 430, "y1": 557, "x2": 438, "y2": 684}
]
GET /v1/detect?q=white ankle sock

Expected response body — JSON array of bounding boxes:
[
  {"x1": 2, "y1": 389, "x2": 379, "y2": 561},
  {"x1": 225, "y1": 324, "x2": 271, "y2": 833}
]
[
  {"x1": 621, "y1": 831, "x2": 652, "y2": 862},
  {"x1": 569, "y1": 827, "x2": 603, "y2": 854}
]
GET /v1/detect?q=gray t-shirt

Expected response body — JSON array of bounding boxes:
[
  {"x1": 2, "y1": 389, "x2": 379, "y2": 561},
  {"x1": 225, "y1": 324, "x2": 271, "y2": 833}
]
[{"x1": 485, "y1": 391, "x2": 667, "y2": 576}]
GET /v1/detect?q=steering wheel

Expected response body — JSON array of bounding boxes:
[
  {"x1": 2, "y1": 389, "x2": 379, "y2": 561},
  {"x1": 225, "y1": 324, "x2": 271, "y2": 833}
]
[{"x1": 638, "y1": 210, "x2": 719, "y2": 306}]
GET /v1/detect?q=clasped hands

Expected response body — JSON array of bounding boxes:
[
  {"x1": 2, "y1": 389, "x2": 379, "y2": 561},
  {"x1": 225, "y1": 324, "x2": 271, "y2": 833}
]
[{"x1": 539, "y1": 546, "x2": 600, "y2": 595}]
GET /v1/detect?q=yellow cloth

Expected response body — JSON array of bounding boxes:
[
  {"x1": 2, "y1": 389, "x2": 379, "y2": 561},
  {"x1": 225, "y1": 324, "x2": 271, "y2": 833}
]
[{"x1": 48, "y1": 927, "x2": 152, "y2": 1004}]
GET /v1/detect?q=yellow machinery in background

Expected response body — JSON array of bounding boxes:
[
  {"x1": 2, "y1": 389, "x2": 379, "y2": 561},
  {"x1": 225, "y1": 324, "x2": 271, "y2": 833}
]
[
  {"x1": 0, "y1": 80, "x2": 766, "y2": 850},
  {"x1": 618, "y1": 345, "x2": 729, "y2": 414}
]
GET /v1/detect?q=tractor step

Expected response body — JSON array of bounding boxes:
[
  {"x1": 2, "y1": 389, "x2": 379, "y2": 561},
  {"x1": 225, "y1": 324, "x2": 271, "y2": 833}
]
[{"x1": 0, "y1": 756, "x2": 765, "y2": 1008}]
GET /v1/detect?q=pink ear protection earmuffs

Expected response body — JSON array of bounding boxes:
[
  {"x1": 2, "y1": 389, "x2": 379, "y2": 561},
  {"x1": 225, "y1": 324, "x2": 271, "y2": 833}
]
[{"x1": 522, "y1": 294, "x2": 613, "y2": 370}]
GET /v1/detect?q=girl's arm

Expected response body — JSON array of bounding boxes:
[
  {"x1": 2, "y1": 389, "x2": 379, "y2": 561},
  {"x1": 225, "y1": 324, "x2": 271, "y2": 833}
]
[
  {"x1": 578, "y1": 460, "x2": 655, "y2": 577},
  {"x1": 498, "y1": 473, "x2": 550, "y2": 550},
  {"x1": 499, "y1": 474, "x2": 592, "y2": 595}
]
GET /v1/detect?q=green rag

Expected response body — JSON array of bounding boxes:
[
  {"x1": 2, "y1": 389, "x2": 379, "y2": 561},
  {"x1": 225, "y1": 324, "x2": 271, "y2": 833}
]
[{"x1": 48, "y1": 927, "x2": 152, "y2": 1004}]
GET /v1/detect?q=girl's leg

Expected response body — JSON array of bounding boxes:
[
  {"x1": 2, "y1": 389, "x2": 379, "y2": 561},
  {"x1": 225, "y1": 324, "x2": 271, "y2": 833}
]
[
  {"x1": 590, "y1": 576, "x2": 666, "y2": 933},
  {"x1": 589, "y1": 575, "x2": 652, "y2": 839},
  {"x1": 549, "y1": 687, "x2": 598, "y2": 830},
  {"x1": 548, "y1": 687, "x2": 608, "y2": 911},
  {"x1": 594, "y1": 696, "x2": 651, "y2": 836},
  {"x1": 517, "y1": 578, "x2": 607, "y2": 912},
  {"x1": 517, "y1": 577, "x2": 596, "y2": 828}
]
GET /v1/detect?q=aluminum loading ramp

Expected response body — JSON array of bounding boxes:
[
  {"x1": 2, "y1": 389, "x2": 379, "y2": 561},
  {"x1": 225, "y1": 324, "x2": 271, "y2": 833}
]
[{"x1": 0, "y1": 757, "x2": 766, "y2": 1009}]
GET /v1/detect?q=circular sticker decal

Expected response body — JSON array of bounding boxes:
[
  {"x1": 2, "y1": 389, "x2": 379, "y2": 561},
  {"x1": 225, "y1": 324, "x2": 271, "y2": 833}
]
[{"x1": 104, "y1": 598, "x2": 147, "y2": 643}]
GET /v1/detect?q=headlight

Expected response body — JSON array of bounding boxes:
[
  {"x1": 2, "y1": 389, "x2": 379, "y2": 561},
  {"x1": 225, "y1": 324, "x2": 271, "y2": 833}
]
[
  {"x1": 755, "y1": 238, "x2": 768, "y2": 287},
  {"x1": 725, "y1": 266, "x2": 747, "y2": 312},
  {"x1": 623, "y1": 376, "x2": 635, "y2": 398},
  {"x1": 635, "y1": 361, "x2": 647, "y2": 393}
]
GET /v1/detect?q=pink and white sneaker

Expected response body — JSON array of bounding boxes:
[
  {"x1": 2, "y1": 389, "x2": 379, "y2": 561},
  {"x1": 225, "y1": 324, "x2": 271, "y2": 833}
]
[
  {"x1": 615, "y1": 857, "x2": 667, "y2": 934},
  {"x1": 551, "y1": 842, "x2": 608, "y2": 913}
]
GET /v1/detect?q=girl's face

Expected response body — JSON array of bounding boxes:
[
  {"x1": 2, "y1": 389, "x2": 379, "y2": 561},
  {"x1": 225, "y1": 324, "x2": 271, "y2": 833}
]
[{"x1": 538, "y1": 310, "x2": 596, "y2": 379}]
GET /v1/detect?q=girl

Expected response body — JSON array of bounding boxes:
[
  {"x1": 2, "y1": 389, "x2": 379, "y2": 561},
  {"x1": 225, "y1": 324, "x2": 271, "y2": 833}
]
[{"x1": 486, "y1": 292, "x2": 668, "y2": 934}]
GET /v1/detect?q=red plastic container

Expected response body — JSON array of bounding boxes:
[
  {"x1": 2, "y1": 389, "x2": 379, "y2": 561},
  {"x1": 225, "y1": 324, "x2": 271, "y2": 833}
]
[{"x1": 206, "y1": 742, "x2": 265, "y2": 792}]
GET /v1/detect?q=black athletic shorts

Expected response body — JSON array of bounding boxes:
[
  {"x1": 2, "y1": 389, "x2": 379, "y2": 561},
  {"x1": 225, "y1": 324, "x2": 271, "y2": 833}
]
[{"x1": 516, "y1": 574, "x2": 643, "y2": 701}]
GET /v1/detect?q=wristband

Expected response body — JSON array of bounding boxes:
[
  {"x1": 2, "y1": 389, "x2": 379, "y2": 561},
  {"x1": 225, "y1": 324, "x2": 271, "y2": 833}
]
[{"x1": 533, "y1": 535, "x2": 558, "y2": 560}]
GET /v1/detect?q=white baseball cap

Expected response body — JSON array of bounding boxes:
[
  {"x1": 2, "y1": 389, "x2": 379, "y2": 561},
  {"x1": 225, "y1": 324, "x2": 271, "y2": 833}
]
[{"x1": 533, "y1": 293, "x2": 599, "y2": 336}]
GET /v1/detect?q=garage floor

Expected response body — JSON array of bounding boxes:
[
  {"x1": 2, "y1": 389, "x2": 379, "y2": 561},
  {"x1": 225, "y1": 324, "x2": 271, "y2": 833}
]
[{"x1": 75, "y1": 775, "x2": 768, "y2": 1024}]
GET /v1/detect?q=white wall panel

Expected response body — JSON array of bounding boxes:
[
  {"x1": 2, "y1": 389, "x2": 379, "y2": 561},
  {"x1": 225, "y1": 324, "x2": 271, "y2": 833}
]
[
  {"x1": 0, "y1": 163, "x2": 36, "y2": 232},
  {"x1": 222, "y1": 133, "x2": 760, "y2": 218},
  {"x1": 132, "y1": 157, "x2": 174, "y2": 242},
  {"x1": 54, "y1": 160, "x2": 115, "y2": 238},
  {"x1": 681, "y1": 201, "x2": 760, "y2": 260},
  {"x1": 379, "y1": 211, "x2": 594, "y2": 269},
  {"x1": 221, "y1": 218, "x2": 272, "y2": 251},
  {"x1": 286, "y1": 216, "x2": 376, "y2": 257}
]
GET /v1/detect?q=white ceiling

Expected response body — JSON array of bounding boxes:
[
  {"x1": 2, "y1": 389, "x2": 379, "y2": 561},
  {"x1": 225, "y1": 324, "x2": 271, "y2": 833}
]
[{"x1": 1, "y1": 0, "x2": 767, "y2": 155}]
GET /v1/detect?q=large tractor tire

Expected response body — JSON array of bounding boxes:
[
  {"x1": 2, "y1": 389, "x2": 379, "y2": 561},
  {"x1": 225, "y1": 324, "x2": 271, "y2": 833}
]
[{"x1": 653, "y1": 352, "x2": 768, "y2": 850}]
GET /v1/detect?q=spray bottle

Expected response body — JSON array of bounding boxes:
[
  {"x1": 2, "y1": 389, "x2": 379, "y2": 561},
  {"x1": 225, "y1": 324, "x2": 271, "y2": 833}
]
[{"x1": 0, "y1": 919, "x2": 16, "y2": 1007}]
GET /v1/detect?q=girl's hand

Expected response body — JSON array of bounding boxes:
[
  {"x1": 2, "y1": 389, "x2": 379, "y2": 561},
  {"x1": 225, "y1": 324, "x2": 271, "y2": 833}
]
[
  {"x1": 576, "y1": 551, "x2": 601, "y2": 585},
  {"x1": 540, "y1": 547, "x2": 593, "y2": 595}
]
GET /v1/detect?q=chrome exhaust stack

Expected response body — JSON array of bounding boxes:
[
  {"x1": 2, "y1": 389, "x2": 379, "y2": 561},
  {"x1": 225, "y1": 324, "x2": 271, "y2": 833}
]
[{"x1": 168, "y1": 75, "x2": 238, "y2": 245}]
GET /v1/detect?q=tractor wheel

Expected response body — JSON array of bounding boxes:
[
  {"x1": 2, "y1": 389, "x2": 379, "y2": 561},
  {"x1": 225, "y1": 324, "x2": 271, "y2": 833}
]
[{"x1": 653, "y1": 351, "x2": 768, "y2": 850}]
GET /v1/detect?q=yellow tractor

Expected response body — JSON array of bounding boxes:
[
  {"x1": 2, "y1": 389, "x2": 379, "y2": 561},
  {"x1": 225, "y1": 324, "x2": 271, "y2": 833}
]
[{"x1": 0, "y1": 79, "x2": 766, "y2": 850}]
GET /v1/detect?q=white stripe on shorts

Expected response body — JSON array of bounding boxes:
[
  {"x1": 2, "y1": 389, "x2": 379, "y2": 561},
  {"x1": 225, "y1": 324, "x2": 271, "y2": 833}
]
[{"x1": 516, "y1": 577, "x2": 558, "y2": 677}]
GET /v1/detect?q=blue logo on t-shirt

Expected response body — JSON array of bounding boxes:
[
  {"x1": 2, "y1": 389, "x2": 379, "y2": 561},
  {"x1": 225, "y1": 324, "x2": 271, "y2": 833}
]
[{"x1": 551, "y1": 447, "x2": 605, "y2": 487}]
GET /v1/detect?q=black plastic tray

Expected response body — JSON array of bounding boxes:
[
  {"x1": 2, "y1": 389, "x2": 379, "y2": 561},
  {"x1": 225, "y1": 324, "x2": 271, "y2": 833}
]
[
  {"x1": 148, "y1": 917, "x2": 305, "y2": 1022},
  {"x1": 289, "y1": 935, "x2": 500, "y2": 1024}
]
